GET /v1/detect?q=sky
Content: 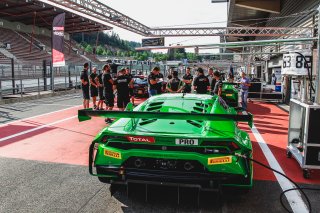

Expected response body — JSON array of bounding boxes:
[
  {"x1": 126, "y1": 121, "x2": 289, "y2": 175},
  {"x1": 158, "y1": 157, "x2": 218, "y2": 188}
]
[{"x1": 100, "y1": 0, "x2": 228, "y2": 53}]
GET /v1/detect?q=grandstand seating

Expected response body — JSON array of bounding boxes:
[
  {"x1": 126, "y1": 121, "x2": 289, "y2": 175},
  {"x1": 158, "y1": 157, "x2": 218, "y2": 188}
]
[
  {"x1": 0, "y1": 52, "x2": 11, "y2": 65},
  {"x1": 0, "y1": 28, "x2": 51, "y2": 64},
  {"x1": 21, "y1": 32, "x2": 99, "y2": 64},
  {"x1": 0, "y1": 27, "x2": 98, "y2": 65}
]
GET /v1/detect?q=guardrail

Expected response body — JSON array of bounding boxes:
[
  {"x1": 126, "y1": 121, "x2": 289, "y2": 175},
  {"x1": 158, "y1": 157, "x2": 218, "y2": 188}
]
[{"x1": 0, "y1": 75, "x2": 81, "y2": 100}]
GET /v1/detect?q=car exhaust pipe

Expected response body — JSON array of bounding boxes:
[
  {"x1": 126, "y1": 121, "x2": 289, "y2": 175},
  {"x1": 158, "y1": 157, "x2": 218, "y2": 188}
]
[
  {"x1": 134, "y1": 158, "x2": 143, "y2": 168},
  {"x1": 184, "y1": 162, "x2": 194, "y2": 171}
]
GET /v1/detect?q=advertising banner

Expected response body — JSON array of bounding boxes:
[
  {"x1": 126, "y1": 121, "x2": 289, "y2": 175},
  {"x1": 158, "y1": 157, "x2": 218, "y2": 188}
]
[{"x1": 52, "y1": 13, "x2": 65, "y2": 67}]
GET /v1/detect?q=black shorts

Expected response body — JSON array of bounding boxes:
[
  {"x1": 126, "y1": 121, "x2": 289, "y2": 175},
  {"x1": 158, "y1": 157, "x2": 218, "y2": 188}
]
[
  {"x1": 98, "y1": 87, "x2": 104, "y2": 100},
  {"x1": 90, "y1": 86, "x2": 98, "y2": 97},
  {"x1": 104, "y1": 92, "x2": 114, "y2": 107},
  {"x1": 184, "y1": 85, "x2": 191, "y2": 93},
  {"x1": 82, "y1": 87, "x2": 90, "y2": 100},
  {"x1": 117, "y1": 93, "x2": 130, "y2": 108}
]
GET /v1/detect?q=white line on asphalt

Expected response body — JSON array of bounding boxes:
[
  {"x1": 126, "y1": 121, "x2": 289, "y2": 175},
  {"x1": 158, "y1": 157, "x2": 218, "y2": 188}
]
[
  {"x1": 30, "y1": 103, "x2": 77, "y2": 107},
  {"x1": 0, "y1": 116, "x2": 77, "y2": 143},
  {"x1": 0, "y1": 105, "x2": 81, "y2": 127},
  {"x1": 251, "y1": 124, "x2": 309, "y2": 213}
]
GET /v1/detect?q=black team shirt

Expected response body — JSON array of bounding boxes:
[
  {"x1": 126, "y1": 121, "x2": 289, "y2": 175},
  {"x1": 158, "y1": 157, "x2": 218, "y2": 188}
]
[
  {"x1": 148, "y1": 72, "x2": 158, "y2": 90},
  {"x1": 97, "y1": 73, "x2": 103, "y2": 85},
  {"x1": 89, "y1": 72, "x2": 98, "y2": 87},
  {"x1": 193, "y1": 75, "x2": 210, "y2": 94},
  {"x1": 213, "y1": 79, "x2": 223, "y2": 95},
  {"x1": 183, "y1": 73, "x2": 193, "y2": 87},
  {"x1": 168, "y1": 77, "x2": 182, "y2": 91},
  {"x1": 80, "y1": 70, "x2": 89, "y2": 90},
  {"x1": 103, "y1": 72, "x2": 113, "y2": 93},
  {"x1": 156, "y1": 72, "x2": 164, "y2": 93},
  {"x1": 125, "y1": 73, "x2": 133, "y2": 79},
  {"x1": 114, "y1": 75, "x2": 131, "y2": 95}
]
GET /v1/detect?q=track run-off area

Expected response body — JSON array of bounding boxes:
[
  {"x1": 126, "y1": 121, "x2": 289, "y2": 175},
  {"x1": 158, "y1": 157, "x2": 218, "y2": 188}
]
[{"x1": 0, "y1": 93, "x2": 319, "y2": 213}]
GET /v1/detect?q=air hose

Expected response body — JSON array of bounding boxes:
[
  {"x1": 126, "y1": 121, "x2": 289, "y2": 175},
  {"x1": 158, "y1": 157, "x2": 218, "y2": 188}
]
[{"x1": 234, "y1": 153, "x2": 320, "y2": 213}]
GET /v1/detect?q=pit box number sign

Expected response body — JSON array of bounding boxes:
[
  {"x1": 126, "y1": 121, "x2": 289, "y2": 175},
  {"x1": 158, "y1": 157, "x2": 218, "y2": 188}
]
[{"x1": 282, "y1": 52, "x2": 312, "y2": 76}]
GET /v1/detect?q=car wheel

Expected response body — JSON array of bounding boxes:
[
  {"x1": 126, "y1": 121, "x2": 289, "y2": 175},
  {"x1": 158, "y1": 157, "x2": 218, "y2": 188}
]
[{"x1": 98, "y1": 176, "x2": 111, "y2": 184}]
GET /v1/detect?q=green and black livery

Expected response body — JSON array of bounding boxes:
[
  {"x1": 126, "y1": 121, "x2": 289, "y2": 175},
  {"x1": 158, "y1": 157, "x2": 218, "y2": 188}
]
[{"x1": 79, "y1": 94, "x2": 253, "y2": 190}]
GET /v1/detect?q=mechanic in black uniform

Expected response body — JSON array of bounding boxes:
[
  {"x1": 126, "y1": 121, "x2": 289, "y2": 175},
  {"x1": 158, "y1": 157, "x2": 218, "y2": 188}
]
[
  {"x1": 193, "y1": 67, "x2": 210, "y2": 94},
  {"x1": 212, "y1": 71, "x2": 223, "y2": 96},
  {"x1": 156, "y1": 70, "x2": 164, "y2": 94},
  {"x1": 148, "y1": 67, "x2": 161, "y2": 96},
  {"x1": 166, "y1": 71, "x2": 184, "y2": 93},
  {"x1": 125, "y1": 67, "x2": 135, "y2": 106},
  {"x1": 95, "y1": 67, "x2": 106, "y2": 110},
  {"x1": 103, "y1": 64, "x2": 114, "y2": 123},
  {"x1": 182, "y1": 67, "x2": 193, "y2": 93},
  {"x1": 80, "y1": 62, "x2": 90, "y2": 109},
  {"x1": 89, "y1": 67, "x2": 98, "y2": 109},
  {"x1": 114, "y1": 68, "x2": 133, "y2": 111}
]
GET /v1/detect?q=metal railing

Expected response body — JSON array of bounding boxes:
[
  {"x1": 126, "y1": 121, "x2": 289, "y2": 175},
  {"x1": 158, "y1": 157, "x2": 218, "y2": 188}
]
[{"x1": 0, "y1": 75, "x2": 82, "y2": 100}]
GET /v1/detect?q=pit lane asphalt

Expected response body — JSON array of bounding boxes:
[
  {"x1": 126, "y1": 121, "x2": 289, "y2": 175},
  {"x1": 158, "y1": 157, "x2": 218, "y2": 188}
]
[
  {"x1": 0, "y1": 93, "x2": 83, "y2": 124},
  {"x1": 0, "y1": 157, "x2": 292, "y2": 213},
  {"x1": 0, "y1": 93, "x2": 319, "y2": 213}
]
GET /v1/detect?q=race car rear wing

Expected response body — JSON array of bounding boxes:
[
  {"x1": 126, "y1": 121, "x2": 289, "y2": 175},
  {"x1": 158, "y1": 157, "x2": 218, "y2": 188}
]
[
  {"x1": 78, "y1": 109, "x2": 253, "y2": 128},
  {"x1": 222, "y1": 82, "x2": 239, "y2": 85}
]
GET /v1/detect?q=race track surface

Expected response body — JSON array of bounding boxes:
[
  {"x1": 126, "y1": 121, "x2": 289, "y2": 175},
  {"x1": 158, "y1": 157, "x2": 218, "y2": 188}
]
[{"x1": 0, "y1": 93, "x2": 319, "y2": 213}]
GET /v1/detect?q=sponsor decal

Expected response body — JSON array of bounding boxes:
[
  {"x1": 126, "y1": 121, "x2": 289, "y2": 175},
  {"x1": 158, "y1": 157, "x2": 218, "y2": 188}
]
[
  {"x1": 53, "y1": 31, "x2": 64, "y2": 37},
  {"x1": 126, "y1": 136, "x2": 155, "y2": 143},
  {"x1": 53, "y1": 26, "x2": 64, "y2": 31},
  {"x1": 175, "y1": 138, "x2": 198, "y2": 145},
  {"x1": 104, "y1": 149, "x2": 121, "y2": 159},
  {"x1": 226, "y1": 94, "x2": 233, "y2": 97},
  {"x1": 208, "y1": 156, "x2": 232, "y2": 165},
  {"x1": 117, "y1": 79, "x2": 128, "y2": 83}
]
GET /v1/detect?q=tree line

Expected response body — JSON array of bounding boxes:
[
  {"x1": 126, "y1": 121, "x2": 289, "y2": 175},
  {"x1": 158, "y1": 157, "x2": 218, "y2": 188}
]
[{"x1": 72, "y1": 32, "x2": 207, "y2": 62}]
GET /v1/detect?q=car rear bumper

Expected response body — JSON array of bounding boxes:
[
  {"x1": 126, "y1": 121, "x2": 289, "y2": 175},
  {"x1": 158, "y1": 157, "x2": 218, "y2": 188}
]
[
  {"x1": 96, "y1": 165, "x2": 252, "y2": 189},
  {"x1": 89, "y1": 143, "x2": 253, "y2": 188}
]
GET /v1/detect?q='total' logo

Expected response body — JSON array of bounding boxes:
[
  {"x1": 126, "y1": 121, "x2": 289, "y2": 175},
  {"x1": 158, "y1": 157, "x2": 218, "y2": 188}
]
[{"x1": 126, "y1": 136, "x2": 155, "y2": 143}]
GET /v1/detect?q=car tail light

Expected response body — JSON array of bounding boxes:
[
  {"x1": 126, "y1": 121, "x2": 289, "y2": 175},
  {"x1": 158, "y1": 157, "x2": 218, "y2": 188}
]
[
  {"x1": 230, "y1": 142, "x2": 240, "y2": 150},
  {"x1": 101, "y1": 135, "x2": 109, "y2": 143}
]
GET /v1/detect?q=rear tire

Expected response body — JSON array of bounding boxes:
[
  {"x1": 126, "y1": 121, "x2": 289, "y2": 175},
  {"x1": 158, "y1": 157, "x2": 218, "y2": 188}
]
[
  {"x1": 96, "y1": 167, "x2": 111, "y2": 183},
  {"x1": 98, "y1": 177, "x2": 111, "y2": 184}
]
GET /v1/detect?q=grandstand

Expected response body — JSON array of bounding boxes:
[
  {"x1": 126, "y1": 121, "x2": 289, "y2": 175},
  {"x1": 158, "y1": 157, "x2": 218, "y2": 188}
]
[
  {"x1": 0, "y1": 26, "x2": 100, "y2": 64},
  {"x1": 0, "y1": 28, "x2": 51, "y2": 63},
  {"x1": 0, "y1": 0, "x2": 117, "y2": 78},
  {"x1": 0, "y1": 52, "x2": 11, "y2": 65}
]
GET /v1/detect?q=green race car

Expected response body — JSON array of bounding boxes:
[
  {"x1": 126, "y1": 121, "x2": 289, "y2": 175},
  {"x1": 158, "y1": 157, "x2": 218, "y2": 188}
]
[
  {"x1": 78, "y1": 94, "x2": 253, "y2": 190},
  {"x1": 221, "y1": 83, "x2": 239, "y2": 107}
]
